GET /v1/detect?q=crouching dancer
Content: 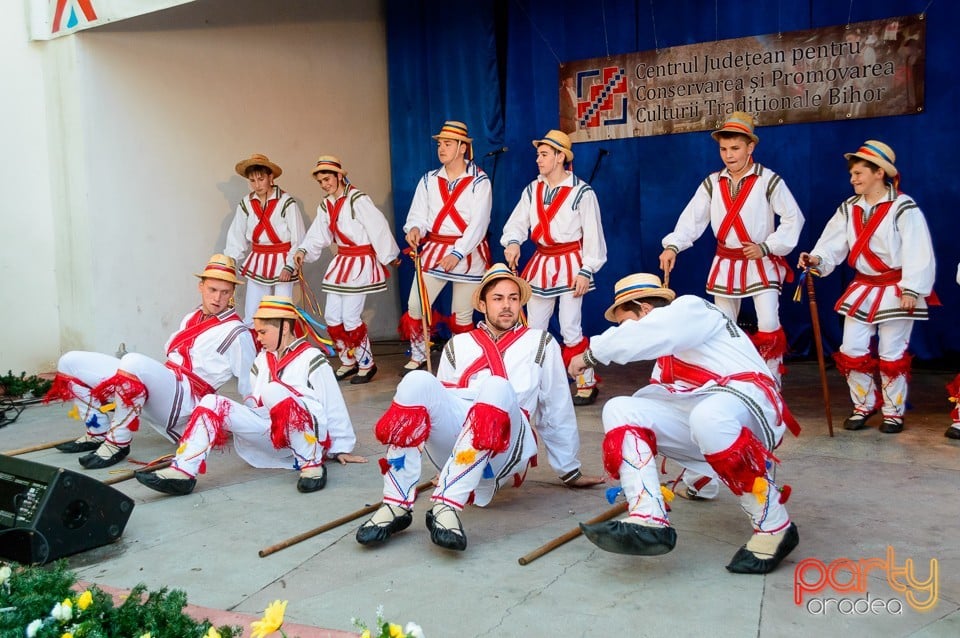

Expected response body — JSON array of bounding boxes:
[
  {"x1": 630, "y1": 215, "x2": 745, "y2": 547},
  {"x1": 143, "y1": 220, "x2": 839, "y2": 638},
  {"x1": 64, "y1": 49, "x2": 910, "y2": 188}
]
[
  {"x1": 569, "y1": 273, "x2": 800, "y2": 574},
  {"x1": 136, "y1": 296, "x2": 365, "y2": 496},
  {"x1": 356, "y1": 264, "x2": 601, "y2": 551}
]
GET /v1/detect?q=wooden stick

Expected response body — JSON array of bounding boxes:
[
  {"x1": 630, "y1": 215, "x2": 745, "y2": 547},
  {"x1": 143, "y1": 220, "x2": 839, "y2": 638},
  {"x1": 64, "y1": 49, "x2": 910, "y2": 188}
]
[
  {"x1": 663, "y1": 270, "x2": 671, "y2": 291},
  {"x1": 259, "y1": 479, "x2": 435, "y2": 558},
  {"x1": 413, "y1": 250, "x2": 433, "y2": 374},
  {"x1": 518, "y1": 502, "x2": 627, "y2": 566},
  {"x1": 102, "y1": 459, "x2": 173, "y2": 486},
  {"x1": 2, "y1": 437, "x2": 76, "y2": 457},
  {"x1": 805, "y1": 272, "x2": 835, "y2": 437}
]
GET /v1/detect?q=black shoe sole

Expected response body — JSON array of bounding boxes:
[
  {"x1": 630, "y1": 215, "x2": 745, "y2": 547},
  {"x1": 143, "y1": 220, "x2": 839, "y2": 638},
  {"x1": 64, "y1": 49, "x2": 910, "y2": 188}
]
[
  {"x1": 356, "y1": 510, "x2": 413, "y2": 545},
  {"x1": 350, "y1": 366, "x2": 378, "y2": 385},
  {"x1": 134, "y1": 470, "x2": 197, "y2": 495},
  {"x1": 297, "y1": 467, "x2": 327, "y2": 493},
  {"x1": 56, "y1": 440, "x2": 102, "y2": 453},
  {"x1": 78, "y1": 445, "x2": 130, "y2": 469},
  {"x1": 580, "y1": 520, "x2": 677, "y2": 556}
]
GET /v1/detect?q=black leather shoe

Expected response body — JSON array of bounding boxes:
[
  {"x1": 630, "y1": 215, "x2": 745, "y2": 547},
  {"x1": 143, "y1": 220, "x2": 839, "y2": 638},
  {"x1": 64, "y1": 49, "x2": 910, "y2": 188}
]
[
  {"x1": 572, "y1": 387, "x2": 599, "y2": 406},
  {"x1": 56, "y1": 438, "x2": 102, "y2": 453},
  {"x1": 78, "y1": 445, "x2": 130, "y2": 469},
  {"x1": 843, "y1": 410, "x2": 876, "y2": 431},
  {"x1": 426, "y1": 505, "x2": 467, "y2": 551},
  {"x1": 945, "y1": 426, "x2": 960, "y2": 440},
  {"x1": 334, "y1": 365, "x2": 358, "y2": 381},
  {"x1": 878, "y1": 417, "x2": 904, "y2": 434},
  {"x1": 399, "y1": 361, "x2": 427, "y2": 377},
  {"x1": 356, "y1": 506, "x2": 413, "y2": 545},
  {"x1": 580, "y1": 520, "x2": 677, "y2": 555},
  {"x1": 296, "y1": 466, "x2": 327, "y2": 493},
  {"x1": 350, "y1": 365, "x2": 378, "y2": 385},
  {"x1": 134, "y1": 470, "x2": 197, "y2": 496},
  {"x1": 726, "y1": 522, "x2": 799, "y2": 574}
]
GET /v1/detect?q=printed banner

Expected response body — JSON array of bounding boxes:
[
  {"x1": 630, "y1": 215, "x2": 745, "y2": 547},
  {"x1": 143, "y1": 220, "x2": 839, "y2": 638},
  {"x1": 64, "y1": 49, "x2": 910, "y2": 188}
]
[
  {"x1": 560, "y1": 15, "x2": 925, "y2": 142},
  {"x1": 30, "y1": 0, "x2": 198, "y2": 40}
]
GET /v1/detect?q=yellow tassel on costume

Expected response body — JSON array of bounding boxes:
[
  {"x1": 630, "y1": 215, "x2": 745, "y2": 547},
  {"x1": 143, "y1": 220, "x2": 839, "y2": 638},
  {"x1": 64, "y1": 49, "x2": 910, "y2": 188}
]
[
  {"x1": 660, "y1": 486, "x2": 675, "y2": 502},
  {"x1": 100, "y1": 402, "x2": 116, "y2": 413},
  {"x1": 751, "y1": 477, "x2": 769, "y2": 504},
  {"x1": 67, "y1": 405, "x2": 80, "y2": 420},
  {"x1": 176, "y1": 443, "x2": 187, "y2": 455},
  {"x1": 455, "y1": 449, "x2": 477, "y2": 465},
  {"x1": 304, "y1": 433, "x2": 318, "y2": 445}
]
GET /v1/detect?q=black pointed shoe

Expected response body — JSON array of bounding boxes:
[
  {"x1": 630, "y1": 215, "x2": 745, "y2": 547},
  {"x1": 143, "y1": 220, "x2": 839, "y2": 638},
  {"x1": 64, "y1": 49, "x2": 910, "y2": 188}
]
[
  {"x1": 350, "y1": 365, "x2": 378, "y2": 385},
  {"x1": 843, "y1": 410, "x2": 876, "y2": 431},
  {"x1": 945, "y1": 425, "x2": 960, "y2": 440},
  {"x1": 572, "y1": 387, "x2": 599, "y2": 406},
  {"x1": 334, "y1": 364, "x2": 358, "y2": 381},
  {"x1": 56, "y1": 438, "x2": 102, "y2": 453},
  {"x1": 134, "y1": 470, "x2": 197, "y2": 496},
  {"x1": 580, "y1": 520, "x2": 677, "y2": 555},
  {"x1": 356, "y1": 505, "x2": 413, "y2": 545},
  {"x1": 296, "y1": 465, "x2": 327, "y2": 493},
  {"x1": 726, "y1": 522, "x2": 799, "y2": 574},
  {"x1": 879, "y1": 417, "x2": 904, "y2": 434},
  {"x1": 426, "y1": 505, "x2": 467, "y2": 551},
  {"x1": 78, "y1": 444, "x2": 130, "y2": 469}
]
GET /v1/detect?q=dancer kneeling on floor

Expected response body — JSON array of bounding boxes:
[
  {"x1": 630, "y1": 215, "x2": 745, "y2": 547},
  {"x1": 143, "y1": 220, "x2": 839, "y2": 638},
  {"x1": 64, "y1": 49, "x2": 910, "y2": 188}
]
[
  {"x1": 136, "y1": 295, "x2": 365, "y2": 496},
  {"x1": 568, "y1": 273, "x2": 800, "y2": 574},
  {"x1": 356, "y1": 263, "x2": 602, "y2": 551}
]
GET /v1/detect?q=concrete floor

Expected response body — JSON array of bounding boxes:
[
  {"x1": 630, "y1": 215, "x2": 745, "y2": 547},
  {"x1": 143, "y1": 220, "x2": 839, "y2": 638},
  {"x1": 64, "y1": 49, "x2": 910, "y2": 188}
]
[{"x1": 2, "y1": 352, "x2": 959, "y2": 637}]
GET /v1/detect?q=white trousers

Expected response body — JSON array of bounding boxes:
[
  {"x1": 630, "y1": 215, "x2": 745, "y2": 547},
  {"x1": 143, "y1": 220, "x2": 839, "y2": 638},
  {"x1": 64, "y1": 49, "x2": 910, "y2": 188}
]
[
  {"x1": 406, "y1": 274, "x2": 477, "y2": 362},
  {"x1": 243, "y1": 280, "x2": 295, "y2": 326},
  {"x1": 839, "y1": 317, "x2": 913, "y2": 417},
  {"x1": 381, "y1": 371, "x2": 535, "y2": 510},
  {"x1": 712, "y1": 289, "x2": 781, "y2": 331},
  {"x1": 325, "y1": 293, "x2": 373, "y2": 368},
  {"x1": 172, "y1": 384, "x2": 325, "y2": 477},
  {"x1": 57, "y1": 350, "x2": 196, "y2": 445},
  {"x1": 526, "y1": 293, "x2": 595, "y2": 389},
  {"x1": 603, "y1": 390, "x2": 789, "y2": 533}
]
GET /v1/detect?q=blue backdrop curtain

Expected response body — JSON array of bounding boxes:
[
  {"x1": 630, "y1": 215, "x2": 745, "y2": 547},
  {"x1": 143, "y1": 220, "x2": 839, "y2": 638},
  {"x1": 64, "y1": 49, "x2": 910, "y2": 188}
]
[{"x1": 386, "y1": 0, "x2": 959, "y2": 361}]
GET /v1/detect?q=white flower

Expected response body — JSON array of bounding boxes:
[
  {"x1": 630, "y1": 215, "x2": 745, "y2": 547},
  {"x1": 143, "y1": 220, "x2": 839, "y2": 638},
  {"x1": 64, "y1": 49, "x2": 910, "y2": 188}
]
[
  {"x1": 25, "y1": 619, "x2": 43, "y2": 638},
  {"x1": 52, "y1": 599, "x2": 74, "y2": 622},
  {"x1": 0, "y1": 565, "x2": 11, "y2": 584},
  {"x1": 404, "y1": 622, "x2": 425, "y2": 638}
]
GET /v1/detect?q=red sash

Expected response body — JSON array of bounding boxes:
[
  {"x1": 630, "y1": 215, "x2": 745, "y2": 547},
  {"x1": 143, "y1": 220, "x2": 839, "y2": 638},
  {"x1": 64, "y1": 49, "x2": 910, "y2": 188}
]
[
  {"x1": 327, "y1": 188, "x2": 356, "y2": 247},
  {"x1": 165, "y1": 310, "x2": 237, "y2": 399},
  {"x1": 716, "y1": 173, "x2": 759, "y2": 245},
  {"x1": 656, "y1": 355, "x2": 800, "y2": 437},
  {"x1": 251, "y1": 195, "x2": 283, "y2": 244},
  {"x1": 454, "y1": 327, "x2": 529, "y2": 388},
  {"x1": 265, "y1": 340, "x2": 313, "y2": 397},
  {"x1": 531, "y1": 182, "x2": 573, "y2": 246},
  {"x1": 848, "y1": 201, "x2": 894, "y2": 272},
  {"x1": 431, "y1": 176, "x2": 474, "y2": 234}
]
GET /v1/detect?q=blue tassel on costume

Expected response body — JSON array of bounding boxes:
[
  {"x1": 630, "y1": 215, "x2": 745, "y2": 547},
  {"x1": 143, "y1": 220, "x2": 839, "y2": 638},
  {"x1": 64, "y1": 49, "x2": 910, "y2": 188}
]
[
  {"x1": 605, "y1": 486, "x2": 623, "y2": 504},
  {"x1": 389, "y1": 455, "x2": 405, "y2": 471},
  {"x1": 482, "y1": 463, "x2": 494, "y2": 479},
  {"x1": 292, "y1": 458, "x2": 301, "y2": 470},
  {"x1": 85, "y1": 414, "x2": 100, "y2": 428}
]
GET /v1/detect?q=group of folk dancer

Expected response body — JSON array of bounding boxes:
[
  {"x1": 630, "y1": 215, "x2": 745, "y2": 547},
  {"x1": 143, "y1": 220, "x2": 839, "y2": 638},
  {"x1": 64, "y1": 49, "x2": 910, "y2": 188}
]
[{"x1": 43, "y1": 111, "x2": 944, "y2": 576}]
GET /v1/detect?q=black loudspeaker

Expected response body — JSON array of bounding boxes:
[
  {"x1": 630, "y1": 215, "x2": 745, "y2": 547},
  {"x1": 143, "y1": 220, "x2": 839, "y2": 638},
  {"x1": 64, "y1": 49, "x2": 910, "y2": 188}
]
[{"x1": 0, "y1": 454, "x2": 135, "y2": 564}]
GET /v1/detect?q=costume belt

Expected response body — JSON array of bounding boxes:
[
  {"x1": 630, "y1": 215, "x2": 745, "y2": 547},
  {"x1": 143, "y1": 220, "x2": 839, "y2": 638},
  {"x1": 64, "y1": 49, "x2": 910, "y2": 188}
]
[
  {"x1": 165, "y1": 361, "x2": 216, "y2": 400},
  {"x1": 337, "y1": 244, "x2": 376, "y2": 257},
  {"x1": 714, "y1": 243, "x2": 794, "y2": 283},
  {"x1": 535, "y1": 240, "x2": 582, "y2": 256},
  {"x1": 853, "y1": 269, "x2": 902, "y2": 285},
  {"x1": 252, "y1": 242, "x2": 292, "y2": 255},
  {"x1": 424, "y1": 233, "x2": 460, "y2": 245}
]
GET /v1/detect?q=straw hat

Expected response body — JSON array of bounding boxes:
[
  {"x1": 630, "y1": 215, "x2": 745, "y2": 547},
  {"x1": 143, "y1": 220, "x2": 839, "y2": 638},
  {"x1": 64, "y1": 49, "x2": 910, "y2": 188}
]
[
  {"x1": 253, "y1": 295, "x2": 300, "y2": 321},
  {"x1": 532, "y1": 130, "x2": 574, "y2": 163},
  {"x1": 844, "y1": 140, "x2": 897, "y2": 178},
  {"x1": 603, "y1": 273, "x2": 675, "y2": 322},
  {"x1": 194, "y1": 254, "x2": 243, "y2": 285},
  {"x1": 311, "y1": 155, "x2": 348, "y2": 177},
  {"x1": 711, "y1": 112, "x2": 759, "y2": 144},
  {"x1": 235, "y1": 153, "x2": 283, "y2": 178},
  {"x1": 432, "y1": 121, "x2": 473, "y2": 160},
  {"x1": 471, "y1": 263, "x2": 533, "y2": 312}
]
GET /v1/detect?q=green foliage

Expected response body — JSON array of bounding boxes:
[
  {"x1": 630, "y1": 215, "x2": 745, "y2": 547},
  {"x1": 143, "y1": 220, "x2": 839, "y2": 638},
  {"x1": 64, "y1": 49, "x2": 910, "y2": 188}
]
[
  {"x1": 0, "y1": 371, "x2": 52, "y2": 399},
  {"x1": 0, "y1": 561, "x2": 242, "y2": 638}
]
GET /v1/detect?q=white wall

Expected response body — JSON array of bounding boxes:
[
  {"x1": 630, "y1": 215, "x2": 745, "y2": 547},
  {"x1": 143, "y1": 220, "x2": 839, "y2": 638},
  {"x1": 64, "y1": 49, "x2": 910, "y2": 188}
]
[
  {"x1": 0, "y1": 1, "x2": 63, "y2": 374},
  {"x1": 7, "y1": 0, "x2": 396, "y2": 368}
]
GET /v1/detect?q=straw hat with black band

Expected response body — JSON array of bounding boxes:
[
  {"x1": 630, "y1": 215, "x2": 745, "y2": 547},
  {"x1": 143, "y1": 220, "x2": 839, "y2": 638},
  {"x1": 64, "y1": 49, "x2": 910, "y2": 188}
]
[
  {"x1": 235, "y1": 153, "x2": 283, "y2": 178},
  {"x1": 603, "y1": 273, "x2": 675, "y2": 322}
]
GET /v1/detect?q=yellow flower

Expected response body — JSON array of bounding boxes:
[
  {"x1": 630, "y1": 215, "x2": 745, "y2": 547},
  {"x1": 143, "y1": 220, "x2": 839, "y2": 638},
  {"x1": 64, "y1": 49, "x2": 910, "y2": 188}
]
[
  {"x1": 454, "y1": 449, "x2": 477, "y2": 465},
  {"x1": 61, "y1": 634, "x2": 74, "y2": 638},
  {"x1": 139, "y1": 633, "x2": 151, "y2": 638},
  {"x1": 751, "y1": 477, "x2": 769, "y2": 504},
  {"x1": 388, "y1": 623, "x2": 404, "y2": 638},
  {"x1": 77, "y1": 590, "x2": 93, "y2": 611},
  {"x1": 204, "y1": 627, "x2": 222, "y2": 638},
  {"x1": 361, "y1": 631, "x2": 371, "y2": 638},
  {"x1": 251, "y1": 599, "x2": 287, "y2": 638},
  {"x1": 660, "y1": 486, "x2": 675, "y2": 503}
]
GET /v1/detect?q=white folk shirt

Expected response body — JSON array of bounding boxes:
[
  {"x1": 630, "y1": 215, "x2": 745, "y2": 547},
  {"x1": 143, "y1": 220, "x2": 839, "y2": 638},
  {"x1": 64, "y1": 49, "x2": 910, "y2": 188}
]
[
  {"x1": 292, "y1": 185, "x2": 400, "y2": 295},
  {"x1": 225, "y1": 185, "x2": 306, "y2": 284},
  {"x1": 810, "y1": 187, "x2": 936, "y2": 324},
  {"x1": 247, "y1": 338, "x2": 356, "y2": 455},
  {"x1": 163, "y1": 307, "x2": 256, "y2": 399},
  {"x1": 500, "y1": 173, "x2": 607, "y2": 297},
  {"x1": 662, "y1": 163, "x2": 804, "y2": 297},
  {"x1": 437, "y1": 323, "x2": 581, "y2": 475},
  {"x1": 403, "y1": 162, "x2": 492, "y2": 282},
  {"x1": 588, "y1": 296, "x2": 788, "y2": 450}
]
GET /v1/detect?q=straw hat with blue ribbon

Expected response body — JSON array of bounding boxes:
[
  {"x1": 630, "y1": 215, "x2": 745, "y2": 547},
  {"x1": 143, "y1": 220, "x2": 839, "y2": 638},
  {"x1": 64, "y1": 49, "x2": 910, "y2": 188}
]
[{"x1": 603, "y1": 273, "x2": 675, "y2": 322}]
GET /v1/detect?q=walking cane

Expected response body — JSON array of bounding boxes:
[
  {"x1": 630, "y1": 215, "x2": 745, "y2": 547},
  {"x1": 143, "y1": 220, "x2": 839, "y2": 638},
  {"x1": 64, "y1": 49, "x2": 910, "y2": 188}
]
[
  {"x1": 799, "y1": 269, "x2": 834, "y2": 436},
  {"x1": 518, "y1": 502, "x2": 626, "y2": 565},
  {"x1": 411, "y1": 249, "x2": 433, "y2": 373},
  {"x1": 2, "y1": 438, "x2": 76, "y2": 457}
]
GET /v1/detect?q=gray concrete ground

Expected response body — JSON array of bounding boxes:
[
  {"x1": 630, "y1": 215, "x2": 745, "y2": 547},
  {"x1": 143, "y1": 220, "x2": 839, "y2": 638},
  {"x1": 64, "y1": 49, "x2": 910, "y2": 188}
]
[{"x1": 2, "y1": 353, "x2": 959, "y2": 637}]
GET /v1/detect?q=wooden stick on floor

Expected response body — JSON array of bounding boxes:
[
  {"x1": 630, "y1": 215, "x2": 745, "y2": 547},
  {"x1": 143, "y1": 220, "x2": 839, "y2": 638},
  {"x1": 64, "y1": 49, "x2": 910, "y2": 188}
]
[
  {"x1": 2, "y1": 438, "x2": 76, "y2": 457},
  {"x1": 102, "y1": 459, "x2": 173, "y2": 486},
  {"x1": 518, "y1": 502, "x2": 627, "y2": 566},
  {"x1": 259, "y1": 479, "x2": 435, "y2": 558}
]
